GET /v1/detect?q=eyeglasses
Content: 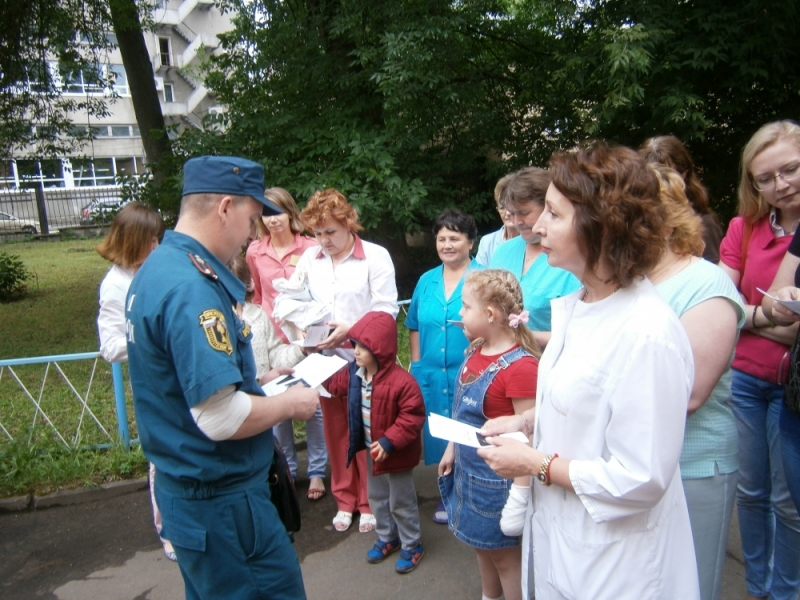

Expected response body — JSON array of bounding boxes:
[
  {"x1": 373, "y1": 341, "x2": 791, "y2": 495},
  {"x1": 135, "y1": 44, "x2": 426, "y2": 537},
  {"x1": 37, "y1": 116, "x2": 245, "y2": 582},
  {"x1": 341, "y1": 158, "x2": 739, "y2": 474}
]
[{"x1": 752, "y1": 163, "x2": 800, "y2": 192}]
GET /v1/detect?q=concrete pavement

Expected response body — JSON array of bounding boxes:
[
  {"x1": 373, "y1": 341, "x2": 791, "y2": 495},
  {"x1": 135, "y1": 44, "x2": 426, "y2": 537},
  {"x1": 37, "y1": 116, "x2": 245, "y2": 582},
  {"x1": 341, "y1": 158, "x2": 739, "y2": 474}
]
[{"x1": 2, "y1": 457, "x2": 747, "y2": 599}]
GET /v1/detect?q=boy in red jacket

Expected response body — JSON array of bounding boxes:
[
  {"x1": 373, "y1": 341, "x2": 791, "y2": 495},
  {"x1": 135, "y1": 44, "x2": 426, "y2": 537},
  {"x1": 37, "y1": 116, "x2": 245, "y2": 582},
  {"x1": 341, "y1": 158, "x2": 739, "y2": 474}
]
[{"x1": 326, "y1": 311, "x2": 426, "y2": 574}]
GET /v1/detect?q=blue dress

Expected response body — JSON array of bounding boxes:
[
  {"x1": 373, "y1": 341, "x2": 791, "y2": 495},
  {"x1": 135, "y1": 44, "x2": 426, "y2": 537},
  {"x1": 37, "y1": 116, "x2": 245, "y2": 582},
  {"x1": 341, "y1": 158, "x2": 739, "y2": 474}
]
[
  {"x1": 405, "y1": 259, "x2": 481, "y2": 464},
  {"x1": 490, "y1": 237, "x2": 581, "y2": 331}
]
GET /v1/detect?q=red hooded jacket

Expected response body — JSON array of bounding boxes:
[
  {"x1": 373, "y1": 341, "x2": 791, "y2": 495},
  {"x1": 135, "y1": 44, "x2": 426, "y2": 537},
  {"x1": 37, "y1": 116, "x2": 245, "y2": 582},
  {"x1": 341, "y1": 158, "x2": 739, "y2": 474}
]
[{"x1": 326, "y1": 311, "x2": 425, "y2": 476}]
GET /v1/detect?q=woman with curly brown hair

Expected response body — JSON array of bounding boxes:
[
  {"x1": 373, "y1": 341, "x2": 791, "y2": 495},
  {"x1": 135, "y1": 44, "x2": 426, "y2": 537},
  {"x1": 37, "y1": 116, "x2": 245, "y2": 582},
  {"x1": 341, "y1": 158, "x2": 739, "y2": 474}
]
[
  {"x1": 291, "y1": 188, "x2": 398, "y2": 533},
  {"x1": 479, "y1": 143, "x2": 700, "y2": 599}
]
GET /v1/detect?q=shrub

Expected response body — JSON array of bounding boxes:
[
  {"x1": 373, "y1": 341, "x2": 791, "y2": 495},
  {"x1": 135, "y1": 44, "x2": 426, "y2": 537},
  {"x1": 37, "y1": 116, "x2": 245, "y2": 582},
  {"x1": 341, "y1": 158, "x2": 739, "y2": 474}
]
[{"x1": 0, "y1": 252, "x2": 32, "y2": 302}]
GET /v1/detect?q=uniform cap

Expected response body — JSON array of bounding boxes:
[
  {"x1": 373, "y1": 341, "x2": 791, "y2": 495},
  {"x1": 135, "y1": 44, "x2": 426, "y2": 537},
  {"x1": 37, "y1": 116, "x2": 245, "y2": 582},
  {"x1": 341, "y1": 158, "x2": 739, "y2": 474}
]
[{"x1": 182, "y1": 156, "x2": 282, "y2": 215}]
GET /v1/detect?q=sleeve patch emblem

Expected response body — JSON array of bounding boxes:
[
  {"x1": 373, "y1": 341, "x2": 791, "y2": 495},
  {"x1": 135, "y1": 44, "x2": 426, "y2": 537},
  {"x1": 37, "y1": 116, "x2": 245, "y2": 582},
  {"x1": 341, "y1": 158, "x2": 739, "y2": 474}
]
[{"x1": 199, "y1": 309, "x2": 233, "y2": 355}]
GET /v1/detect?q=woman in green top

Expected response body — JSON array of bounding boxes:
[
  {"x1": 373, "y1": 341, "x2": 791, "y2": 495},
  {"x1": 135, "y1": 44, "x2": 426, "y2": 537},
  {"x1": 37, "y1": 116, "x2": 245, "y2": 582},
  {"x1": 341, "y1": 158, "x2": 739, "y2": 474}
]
[{"x1": 648, "y1": 166, "x2": 745, "y2": 600}]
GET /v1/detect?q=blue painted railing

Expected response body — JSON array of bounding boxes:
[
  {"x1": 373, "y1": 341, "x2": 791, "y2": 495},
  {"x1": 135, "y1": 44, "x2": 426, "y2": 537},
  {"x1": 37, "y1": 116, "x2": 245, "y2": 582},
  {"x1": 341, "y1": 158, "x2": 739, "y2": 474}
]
[
  {"x1": 1, "y1": 302, "x2": 412, "y2": 453},
  {"x1": 0, "y1": 352, "x2": 135, "y2": 451}
]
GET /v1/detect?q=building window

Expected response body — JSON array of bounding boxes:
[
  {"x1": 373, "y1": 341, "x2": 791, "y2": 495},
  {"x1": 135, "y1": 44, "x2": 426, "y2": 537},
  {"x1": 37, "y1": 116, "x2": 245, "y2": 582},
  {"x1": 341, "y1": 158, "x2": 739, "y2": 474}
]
[
  {"x1": 159, "y1": 38, "x2": 172, "y2": 67},
  {"x1": 163, "y1": 83, "x2": 174, "y2": 103},
  {"x1": 61, "y1": 64, "x2": 128, "y2": 96},
  {"x1": 13, "y1": 159, "x2": 66, "y2": 189},
  {"x1": 108, "y1": 64, "x2": 129, "y2": 95}
]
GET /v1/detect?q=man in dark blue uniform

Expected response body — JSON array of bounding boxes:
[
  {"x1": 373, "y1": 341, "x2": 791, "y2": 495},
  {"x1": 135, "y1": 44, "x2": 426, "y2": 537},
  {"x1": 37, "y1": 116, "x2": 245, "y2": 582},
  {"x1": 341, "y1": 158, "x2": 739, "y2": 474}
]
[{"x1": 126, "y1": 156, "x2": 320, "y2": 600}]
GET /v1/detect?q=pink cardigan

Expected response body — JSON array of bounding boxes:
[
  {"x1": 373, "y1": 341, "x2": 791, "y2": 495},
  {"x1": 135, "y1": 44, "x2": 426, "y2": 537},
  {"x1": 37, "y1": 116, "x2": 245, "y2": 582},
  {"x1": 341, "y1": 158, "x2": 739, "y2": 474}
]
[
  {"x1": 720, "y1": 215, "x2": 792, "y2": 383},
  {"x1": 246, "y1": 233, "x2": 318, "y2": 342}
]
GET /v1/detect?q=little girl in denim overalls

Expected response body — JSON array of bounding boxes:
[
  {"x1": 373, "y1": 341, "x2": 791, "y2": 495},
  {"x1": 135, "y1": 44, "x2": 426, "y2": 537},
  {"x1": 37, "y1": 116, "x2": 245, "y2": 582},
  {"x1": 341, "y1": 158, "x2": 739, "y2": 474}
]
[{"x1": 438, "y1": 269, "x2": 540, "y2": 600}]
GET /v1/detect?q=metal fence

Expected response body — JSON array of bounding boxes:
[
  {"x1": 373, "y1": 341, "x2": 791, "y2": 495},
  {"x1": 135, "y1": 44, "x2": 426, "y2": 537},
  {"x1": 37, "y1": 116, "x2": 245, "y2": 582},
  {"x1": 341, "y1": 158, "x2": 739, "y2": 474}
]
[
  {"x1": 0, "y1": 304, "x2": 412, "y2": 453},
  {"x1": 0, "y1": 185, "x2": 123, "y2": 234},
  {"x1": 0, "y1": 353, "x2": 134, "y2": 451}
]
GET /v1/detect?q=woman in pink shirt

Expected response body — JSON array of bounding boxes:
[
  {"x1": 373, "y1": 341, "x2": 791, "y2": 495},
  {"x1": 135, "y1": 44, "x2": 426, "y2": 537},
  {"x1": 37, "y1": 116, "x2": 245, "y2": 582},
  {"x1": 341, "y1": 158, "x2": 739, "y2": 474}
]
[
  {"x1": 718, "y1": 121, "x2": 800, "y2": 600},
  {"x1": 245, "y1": 187, "x2": 327, "y2": 501}
]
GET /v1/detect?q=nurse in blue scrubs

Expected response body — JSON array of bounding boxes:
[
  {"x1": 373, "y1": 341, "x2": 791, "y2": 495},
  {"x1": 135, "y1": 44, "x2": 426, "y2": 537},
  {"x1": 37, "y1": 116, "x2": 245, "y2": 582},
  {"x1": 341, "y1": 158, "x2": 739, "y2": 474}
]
[
  {"x1": 406, "y1": 208, "x2": 480, "y2": 523},
  {"x1": 490, "y1": 167, "x2": 581, "y2": 345}
]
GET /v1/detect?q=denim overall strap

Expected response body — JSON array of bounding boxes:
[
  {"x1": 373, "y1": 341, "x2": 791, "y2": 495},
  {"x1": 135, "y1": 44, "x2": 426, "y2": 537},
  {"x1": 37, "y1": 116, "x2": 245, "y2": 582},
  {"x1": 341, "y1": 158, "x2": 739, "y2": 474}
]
[
  {"x1": 452, "y1": 345, "x2": 530, "y2": 429},
  {"x1": 442, "y1": 345, "x2": 532, "y2": 549}
]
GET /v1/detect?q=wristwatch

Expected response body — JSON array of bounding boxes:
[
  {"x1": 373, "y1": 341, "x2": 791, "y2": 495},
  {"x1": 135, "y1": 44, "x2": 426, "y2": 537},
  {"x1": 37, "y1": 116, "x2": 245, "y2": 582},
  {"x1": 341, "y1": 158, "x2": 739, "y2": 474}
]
[{"x1": 537, "y1": 453, "x2": 558, "y2": 486}]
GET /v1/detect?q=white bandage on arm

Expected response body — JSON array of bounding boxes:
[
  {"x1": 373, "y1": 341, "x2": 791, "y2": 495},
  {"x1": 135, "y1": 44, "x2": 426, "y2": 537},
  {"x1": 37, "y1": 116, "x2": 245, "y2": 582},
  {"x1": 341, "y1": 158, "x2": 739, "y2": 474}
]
[{"x1": 190, "y1": 385, "x2": 253, "y2": 441}]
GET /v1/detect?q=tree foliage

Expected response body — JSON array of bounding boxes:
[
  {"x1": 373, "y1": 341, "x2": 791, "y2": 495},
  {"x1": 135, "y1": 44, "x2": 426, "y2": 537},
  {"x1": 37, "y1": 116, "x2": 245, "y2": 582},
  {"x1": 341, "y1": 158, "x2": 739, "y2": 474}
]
[
  {"x1": 0, "y1": 0, "x2": 114, "y2": 158},
  {"x1": 167, "y1": 0, "x2": 800, "y2": 228}
]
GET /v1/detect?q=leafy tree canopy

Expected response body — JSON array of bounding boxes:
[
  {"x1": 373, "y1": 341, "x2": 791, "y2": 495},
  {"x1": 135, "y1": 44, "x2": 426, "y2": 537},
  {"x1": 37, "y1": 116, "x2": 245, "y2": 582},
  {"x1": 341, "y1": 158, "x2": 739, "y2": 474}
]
[{"x1": 156, "y1": 0, "x2": 800, "y2": 227}]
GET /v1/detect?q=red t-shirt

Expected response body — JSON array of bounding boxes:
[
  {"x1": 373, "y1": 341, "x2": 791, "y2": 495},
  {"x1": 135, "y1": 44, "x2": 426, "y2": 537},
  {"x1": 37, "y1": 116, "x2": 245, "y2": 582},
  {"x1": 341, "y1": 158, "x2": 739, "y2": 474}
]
[{"x1": 459, "y1": 345, "x2": 538, "y2": 419}]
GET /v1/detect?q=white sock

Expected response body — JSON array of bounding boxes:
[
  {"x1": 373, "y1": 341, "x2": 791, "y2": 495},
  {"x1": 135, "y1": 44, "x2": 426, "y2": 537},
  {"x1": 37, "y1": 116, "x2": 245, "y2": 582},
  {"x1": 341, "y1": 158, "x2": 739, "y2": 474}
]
[
  {"x1": 482, "y1": 594, "x2": 504, "y2": 600},
  {"x1": 499, "y1": 483, "x2": 530, "y2": 537}
]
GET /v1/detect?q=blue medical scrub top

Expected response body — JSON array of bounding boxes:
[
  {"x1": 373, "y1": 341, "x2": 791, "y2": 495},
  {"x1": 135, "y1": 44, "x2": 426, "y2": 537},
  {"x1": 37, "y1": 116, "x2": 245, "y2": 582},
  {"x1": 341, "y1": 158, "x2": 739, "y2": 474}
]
[
  {"x1": 405, "y1": 258, "x2": 481, "y2": 464},
  {"x1": 126, "y1": 230, "x2": 271, "y2": 487},
  {"x1": 490, "y1": 236, "x2": 581, "y2": 331}
]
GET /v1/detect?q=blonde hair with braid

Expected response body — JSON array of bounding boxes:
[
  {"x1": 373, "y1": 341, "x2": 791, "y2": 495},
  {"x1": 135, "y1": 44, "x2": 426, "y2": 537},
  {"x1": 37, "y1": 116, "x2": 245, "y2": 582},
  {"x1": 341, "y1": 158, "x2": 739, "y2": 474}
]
[{"x1": 463, "y1": 269, "x2": 542, "y2": 358}]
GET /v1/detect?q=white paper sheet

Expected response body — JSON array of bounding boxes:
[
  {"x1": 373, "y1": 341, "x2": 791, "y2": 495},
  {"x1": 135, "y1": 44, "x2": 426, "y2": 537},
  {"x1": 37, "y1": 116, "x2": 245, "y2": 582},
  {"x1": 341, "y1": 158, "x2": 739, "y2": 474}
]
[
  {"x1": 262, "y1": 353, "x2": 347, "y2": 397},
  {"x1": 757, "y1": 287, "x2": 800, "y2": 314},
  {"x1": 427, "y1": 412, "x2": 529, "y2": 448}
]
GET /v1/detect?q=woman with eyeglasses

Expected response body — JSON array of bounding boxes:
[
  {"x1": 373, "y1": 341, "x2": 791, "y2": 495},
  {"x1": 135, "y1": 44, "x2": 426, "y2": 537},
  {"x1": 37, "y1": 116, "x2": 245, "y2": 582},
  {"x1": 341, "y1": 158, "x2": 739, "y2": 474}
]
[
  {"x1": 476, "y1": 174, "x2": 519, "y2": 267},
  {"x1": 718, "y1": 120, "x2": 800, "y2": 600},
  {"x1": 488, "y1": 167, "x2": 581, "y2": 346}
]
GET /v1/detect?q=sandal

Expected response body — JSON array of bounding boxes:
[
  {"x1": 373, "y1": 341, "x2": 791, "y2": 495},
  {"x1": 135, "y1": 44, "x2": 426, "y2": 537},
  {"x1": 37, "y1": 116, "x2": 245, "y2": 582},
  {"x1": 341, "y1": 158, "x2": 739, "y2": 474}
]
[
  {"x1": 307, "y1": 477, "x2": 326, "y2": 501},
  {"x1": 332, "y1": 511, "x2": 353, "y2": 532},
  {"x1": 359, "y1": 513, "x2": 377, "y2": 533}
]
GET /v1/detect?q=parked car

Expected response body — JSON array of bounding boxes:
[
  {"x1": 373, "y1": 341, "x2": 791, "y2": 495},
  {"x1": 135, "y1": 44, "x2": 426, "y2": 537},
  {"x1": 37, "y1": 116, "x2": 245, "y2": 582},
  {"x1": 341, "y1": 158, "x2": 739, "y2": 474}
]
[
  {"x1": 0, "y1": 211, "x2": 39, "y2": 234},
  {"x1": 80, "y1": 197, "x2": 129, "y2": 225}
]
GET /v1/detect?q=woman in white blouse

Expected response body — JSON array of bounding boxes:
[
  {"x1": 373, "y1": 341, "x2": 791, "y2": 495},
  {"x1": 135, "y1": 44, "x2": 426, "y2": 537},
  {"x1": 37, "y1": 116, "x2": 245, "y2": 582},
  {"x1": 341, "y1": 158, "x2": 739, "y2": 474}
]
[
  {"x1": 293, "y1": 189, "x2": 398, "y2": 533},
  {"x1": 95, "y1": 202, "x2": 169, "y2": 557},
  {"x1": 478, "y1": 144, "x2": 700, "y2": 600}
]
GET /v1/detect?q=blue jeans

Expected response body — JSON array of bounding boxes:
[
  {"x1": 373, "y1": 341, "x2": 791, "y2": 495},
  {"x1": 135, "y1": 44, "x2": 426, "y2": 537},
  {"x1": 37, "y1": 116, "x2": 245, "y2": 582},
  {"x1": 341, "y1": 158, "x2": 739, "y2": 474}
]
[
  {"x1": 730, "y1": 369, "x2": 800, "y2": 599},
  {"x1": 780, "y1": 403, "x2": 800, "y2": 513},
  {"x1": 273, "y1": 405, "x2": 327, "y2": 481}
]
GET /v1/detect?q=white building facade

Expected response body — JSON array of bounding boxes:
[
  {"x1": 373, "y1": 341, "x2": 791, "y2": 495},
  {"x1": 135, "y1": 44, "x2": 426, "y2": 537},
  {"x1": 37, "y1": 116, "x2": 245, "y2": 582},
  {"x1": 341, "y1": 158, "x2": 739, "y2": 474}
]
[{"x1": 0, "y1": 0, "x2": 232, "y2": 191}]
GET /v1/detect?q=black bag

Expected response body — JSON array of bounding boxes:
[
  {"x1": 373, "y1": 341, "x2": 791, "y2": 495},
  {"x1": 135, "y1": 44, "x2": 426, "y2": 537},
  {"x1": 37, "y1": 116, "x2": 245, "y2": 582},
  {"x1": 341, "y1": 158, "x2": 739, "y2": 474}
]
[
  {"x1": 268, "y1": 441, "x2": 302, "y2": 541},
  {"x1": 784, "y1": 331, "x2": 800, "y2": 416}
]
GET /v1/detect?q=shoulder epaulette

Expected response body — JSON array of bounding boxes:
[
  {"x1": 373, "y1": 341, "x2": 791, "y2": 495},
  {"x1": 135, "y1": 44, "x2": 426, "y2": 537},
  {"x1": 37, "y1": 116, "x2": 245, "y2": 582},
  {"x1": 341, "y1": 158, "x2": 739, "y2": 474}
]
[{"x1": 189, "y1": 253, "x2": 219, "y2": 280}]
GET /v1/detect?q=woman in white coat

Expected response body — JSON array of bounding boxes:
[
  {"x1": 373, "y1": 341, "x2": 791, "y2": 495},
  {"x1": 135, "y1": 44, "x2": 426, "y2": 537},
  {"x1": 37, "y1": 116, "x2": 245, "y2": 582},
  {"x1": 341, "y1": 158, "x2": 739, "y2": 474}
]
[{"x1": 478, "y1": 143, "x2": 700, "y2": 600}]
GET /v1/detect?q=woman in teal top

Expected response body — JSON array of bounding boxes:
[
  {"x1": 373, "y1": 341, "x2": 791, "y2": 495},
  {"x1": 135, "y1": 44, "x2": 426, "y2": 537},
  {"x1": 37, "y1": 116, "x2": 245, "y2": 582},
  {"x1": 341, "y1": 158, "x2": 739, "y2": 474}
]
[
  {"x1": 649, "y1": 167, "x2": 745, "y2": 600},
  {"x1": 489, "y1": 167, "x2": 580, "y2": 342},
  {"x1": 406, "y1": 208, "x2": 480, "y2": 470}
]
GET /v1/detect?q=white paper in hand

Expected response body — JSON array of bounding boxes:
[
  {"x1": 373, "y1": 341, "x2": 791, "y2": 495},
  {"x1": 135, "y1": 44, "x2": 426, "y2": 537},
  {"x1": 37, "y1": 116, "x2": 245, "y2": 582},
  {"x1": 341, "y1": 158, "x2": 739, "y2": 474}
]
[
  {"x1": 427, "y1": 413, "x2": 528, "y2": 448},
  {"x1": 262, "y1": 353, "x2": 347, "y2": 397},
  {"x1": 757, "y1": 287, "x2": 800, "y2": 314}
]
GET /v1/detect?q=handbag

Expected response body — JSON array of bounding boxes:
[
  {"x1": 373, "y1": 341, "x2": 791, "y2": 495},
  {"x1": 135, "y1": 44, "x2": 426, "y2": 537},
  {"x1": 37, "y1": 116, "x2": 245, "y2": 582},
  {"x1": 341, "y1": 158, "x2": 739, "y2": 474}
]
[
  {"x1": 784, "y1": 330, "x2": 800, "y2": 416},
  {"x1": 268, "y1": 440, "x2": 302, "y2": 541}
]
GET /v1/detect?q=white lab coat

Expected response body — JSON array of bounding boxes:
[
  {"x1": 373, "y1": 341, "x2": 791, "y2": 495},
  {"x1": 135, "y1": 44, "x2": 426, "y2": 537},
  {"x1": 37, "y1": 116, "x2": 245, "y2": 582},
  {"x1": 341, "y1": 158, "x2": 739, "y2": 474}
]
[{"x1": 524, "y1": 278, "x2": 700, "y2": 600}]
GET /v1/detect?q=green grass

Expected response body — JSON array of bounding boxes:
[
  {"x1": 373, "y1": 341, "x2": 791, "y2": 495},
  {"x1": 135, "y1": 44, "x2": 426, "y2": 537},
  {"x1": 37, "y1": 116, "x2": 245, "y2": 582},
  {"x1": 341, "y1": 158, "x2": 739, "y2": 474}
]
[
  {"x1": 0, "y1": 237, "x2": 147, "y2": 498},
  {"x1": 0, "y1": 237, "x2": 414, "y2": 498},
  {"x1": 0, "y1": 238, "x2": 109, "y2": 359}
]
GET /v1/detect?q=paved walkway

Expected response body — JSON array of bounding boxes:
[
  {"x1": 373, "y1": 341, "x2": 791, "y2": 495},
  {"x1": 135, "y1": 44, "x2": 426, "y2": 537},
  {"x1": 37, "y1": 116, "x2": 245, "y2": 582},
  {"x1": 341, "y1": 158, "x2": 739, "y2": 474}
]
[{"x1": 1, "y1": 459, "x2": 747, "y2": 599}]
